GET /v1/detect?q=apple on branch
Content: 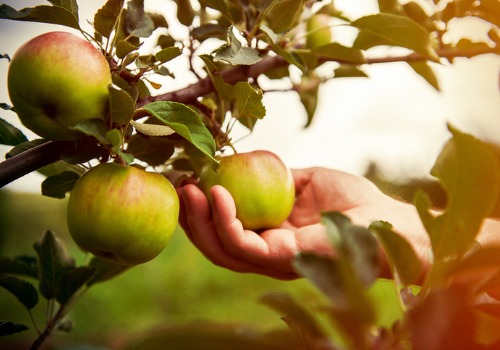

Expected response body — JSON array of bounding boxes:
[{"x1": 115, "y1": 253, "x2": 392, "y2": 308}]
[
  {"x1": 199, "y1": 150, "x2": 295, "y2": 231},
  {"x1": 7, "y1": 31, "x2": 112, "y2": 141},
  {"x1": 67, "y1": 163, "x2": 180, "y2": 266}
]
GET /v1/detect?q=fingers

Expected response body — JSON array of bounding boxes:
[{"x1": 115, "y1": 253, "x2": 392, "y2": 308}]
[
  {"x1": 178, "y1": 185, "x2": 270, "y2": 275},
  {"x1": 178, "y1": 184, "x2": 298, "y2": 279}
]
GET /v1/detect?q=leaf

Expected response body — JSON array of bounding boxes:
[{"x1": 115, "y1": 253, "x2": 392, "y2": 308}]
[
  {"x1": 134, "y1": 102, "x2": 218, "y2": 168},
  {"x1": 0, "y1": 275, "x2": 38, "y2": 310},
  {"x1": 48, "y1": 0, "x2": 79, "y2": 19},
  {"x1": 352, "y1": 13, "x2": 439, "y2": 61},
  {"x1": 260, "y1": 25, "x2": 305, "y2": 73},
  {"x1": 125, "y1": 0, "x2": 155, "y2": 38},
  {"x1": 370, "y1": 221, "x2": 424, "y2": 285},
  {"x1": 94, "y1": 0, "x2": 125, "y2": 39},
  {"x1": 109, "y1": 85, "x2": 135, "y2": 125},
  {"x1": 0, "y1": 118, "x2": 28, "y2": 146},
  {"x1": 174, "y1": 0, "x2": 195, "y2": 26},
  {"x1": 233, "y1": 82, "x2": 266, "y2": 130},
  {"x1": 5, "y1": 139, "x2": 47, "y2": 159},
  {"x1": 311, "y1": 43, "x2": 366, "y2": 64},
  {"x1": 265, "y1": 0, "x2": 306, "y2": 33},
  {"x1": 199, "y1": 55, "x2": 234, "y2": 100},
  {"x1": 116, "y1": 39, "x2": 139, "y2": 59},
  {"x1": 0, "y1": 256, "x2": 38, "y2": 278},
  {"x1": 415, "y1": 125, "x2": 500, "y2": 260},
  {"x1": 294, "y1": 75, "x2": 320, "y2": 128},
  {"x1": 71, "y1": 118, "x2": 109, "y2": 145},
  {"x1": 322, "y1": 212, "x2": 381, "y2": 287},
  {"x1": 334, "y1": 65, "x2": 368, "y2": 78},
  {"x1": 55, "y1": 266, "x2": 95, "y2": 304},
  {"x1": 155, "y1": 46, "x2": 182, "y2": 63},
  {"x1": 214, "y1": 27, "x2": 262, "y2": 65},
  {"x1": 86, "y1": 257, "x2": 130, "y2": 286},
  {"x1": 0, "y1": 4, "x2": 80, "y2": 30},
  {"x1": 33, "y1": 231, "x2": 75, "y2": 300},
  {"x1": 0, "y1": 321, "x2": 29, "y2": 337},
  {"x1": 293, "y1": 253, "x2": 376, "y2": 324},
  {"x1": 261, "y1": 292, "x2": 331, "y2": 348},
  {"x1": 41, "y1": 171, "x2": 80, "y2": 199},
  {"x1": 199, "y1": 0, "x2": 232, "y2": 22},
  {"x1": 409, "y1": 61, "x2": 440, "y2": 90},
  {"x1": 260, "y1": 292, "x2": 326, "y2": 342},
  {"x1": 126, "y1": 133, "x2": 175, "y2": 166},
  {"x1": 130, "y1": 120, "x2": 176, "y2": 137}
]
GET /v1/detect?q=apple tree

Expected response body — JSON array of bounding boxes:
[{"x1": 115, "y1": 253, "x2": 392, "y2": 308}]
[{"x1": 1, "y1": 0, "x2": 500, "y2": 349}]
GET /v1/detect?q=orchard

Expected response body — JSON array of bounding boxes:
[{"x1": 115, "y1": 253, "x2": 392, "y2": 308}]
[{"x1": 0, "y1": 0, "x2": 500, "y2": 349}]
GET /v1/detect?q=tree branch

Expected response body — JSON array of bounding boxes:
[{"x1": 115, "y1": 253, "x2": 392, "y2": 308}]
[{"x1": 0, "y1": 141, "x2": 76, "y2": 188}]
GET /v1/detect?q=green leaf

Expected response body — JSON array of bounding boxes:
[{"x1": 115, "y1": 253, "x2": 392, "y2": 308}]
[
  {"x1": 199, "y1": 55, "x2": 235, "y2": 100},
  {"x1": 199, "y1": 0, "x2": 232, "y2": 22},
  {"x1": 409, "y1": 61, "x2": 440, "y2": 90},
  {"x1": 60, "y1": 137, "x2": 104, "y2": 165},
  {"x1": 0, "y1": 4, "x2": 80, "y2": 30},
  {"x1": 416, "y1": 125, "x2": 500, "y2": 260},
  {"x1": 370, "y1": 221, "x2": 423, "y2": 285},
  {"x1": 0, "y1": 275, "x2": 38, "y2": 310},
  {"x1": 0, "y1": 321, "x2": 29, "y2": 336},
  {"x1": 71, "y1": 118, "x2": 109, "y2": 145},
  {"x1": 55, "y1": 266, "x2": 95, "y2": 304},
  {"x1": 311, "y1": 43, "x2": 366, "y2": 64},
  {"x1": 294, "y1": 75, "x2": 320, "y2": 128},
  {"x1": 0, "y1": 256, "x2": 38, "y2": 278},
  {"x1": 293, "y1": 253, "x2": 376, "y2": 325},
  {"x1": 5, "y1": 139, "x2": 47, "y2": 159},
  {"x1": 260, "y1": 292, "x2": 331, "y2": 348},
  {"x1": 260, "y1": 25, "x2": 305, "y2": 73},
  {"x1": 134, "y1": 102, "x2": 218, "y2": 168},
  {"x1": 116, "y1": 39, "x2": 139, "y2": 59},
  {"x1": 33, "y1": 231, "x2": 75, "y2": 300},
  {"x1": 214, "y1": 27, "x2": 262, "y2": 65},
  {"x1": 322, "y1": 212, "x2": 381, "y2": 287},
  {"x1": 41, "y1": 171, "x2": 80, "y2": 199},
  {"x1": 48, "y1": 0, "x2": 79, "y2": 19},
  {"x1": 0, "y1": 118, "x2": 28, "y2": 146},
  {"x1": 125, "y1": 0, "x2": 155, "y2": 38},
  {"x1": 86, "y1": 257, "x2": 130, "y2": 286},
  {"x1": 265, "y1": 0, "x2": 306, "y2": 33},
  {"x1": 155, "y1": 46, "x2": 182, "y2": 63},
  {"x1": 233, "y1": 82, "x2": 266, "y2": 130},
  {"x1": 352, "y1": 13, "x2": 438, "y2": 61},
  {"x1": 109, "y1": 85, "x2": 135, "y2": 125},
  {"x1": 94, "y1": 0, "x2": 125, "y2": 39},
  {"x1": 126, "y1": 133, "x2": 175, "y2": 166},
  {"x1": 334, "y1": 65, "x2": 368, "y2": 78}
]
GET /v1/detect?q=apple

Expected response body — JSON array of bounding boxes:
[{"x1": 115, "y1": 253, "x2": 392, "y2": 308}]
[
  {"x1": 67, "y1": 163, "x2": 179, "y2": 265},
  {"x1": 199, "y1": 150, "x2": 295, "y2": 230},
  {"x1": 7, "y1": 31, "x2": 112, "y2": 141}
]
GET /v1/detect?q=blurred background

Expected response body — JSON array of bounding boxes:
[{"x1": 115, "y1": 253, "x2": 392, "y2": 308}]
[{"x1": 0, "y1": 0, "x2": 499, "y2": 348}]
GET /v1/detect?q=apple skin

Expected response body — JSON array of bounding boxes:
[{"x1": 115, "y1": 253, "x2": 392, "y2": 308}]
[
  {"x1": 67, "y1": 163, "x2": 179, "y2": 266},
  {"x1": 199, "y1": 150, "x2": 295, "y2": 230},
  {"x1": 7, "y1": 31, "x2": 112, "y2": 141}
]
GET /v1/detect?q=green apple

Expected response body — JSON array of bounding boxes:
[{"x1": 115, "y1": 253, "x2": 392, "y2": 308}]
[
  {"x1": 199, "y1": 150, "x2": 295, "y2": 230},
  {"x1": 67, "y1": 163, "x2": 179, "y2": 266},
  {"x1": 8, "y1": 31, "x2": 112, "y2": 141}
]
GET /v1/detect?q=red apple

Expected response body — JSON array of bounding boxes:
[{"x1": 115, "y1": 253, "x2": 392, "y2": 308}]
[
  {"x1": 199, "y1": 150, "x2": 295, "y2": 230},
  {"x1": 67, "y1": 163, "x2": 179, "y2": 265},
  {"x1": 7, "y1": 31, "x2": 112, "y2": 140}
]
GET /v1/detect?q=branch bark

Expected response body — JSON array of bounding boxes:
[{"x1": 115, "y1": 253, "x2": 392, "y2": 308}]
[{"x1": 0, "y1": 141, "x2": 76, "y2": 188}]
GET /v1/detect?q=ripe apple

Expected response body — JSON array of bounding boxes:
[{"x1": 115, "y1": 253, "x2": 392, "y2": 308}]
[
  {"x1": 67, "y1": 163, "x2": 179, "y2": 265},
  {"x1": 199, "y1": 150, "x2": 295, "y2": 230},
  {"x1": 7, "y1": 31, "x2": 112, "y2": 141}
]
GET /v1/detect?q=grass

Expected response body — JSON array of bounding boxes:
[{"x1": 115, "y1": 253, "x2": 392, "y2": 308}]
[{"x1": 0, "y1": 190, "x2": 402, "y2": 349}]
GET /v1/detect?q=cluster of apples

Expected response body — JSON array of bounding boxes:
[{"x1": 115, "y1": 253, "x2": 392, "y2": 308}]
[{"x1": 7, "y1": 31, "x2": 295, "y2": 266}]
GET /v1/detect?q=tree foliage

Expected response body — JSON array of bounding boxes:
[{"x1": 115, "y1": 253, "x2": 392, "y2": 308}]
[{"x1": 0, "y1": 0, "x2": 500, "y2": 349}]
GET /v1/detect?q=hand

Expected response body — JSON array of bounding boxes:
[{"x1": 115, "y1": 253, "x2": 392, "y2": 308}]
[{"x1": 178, "y1": 167, "x2": 399, "y2": 280}]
